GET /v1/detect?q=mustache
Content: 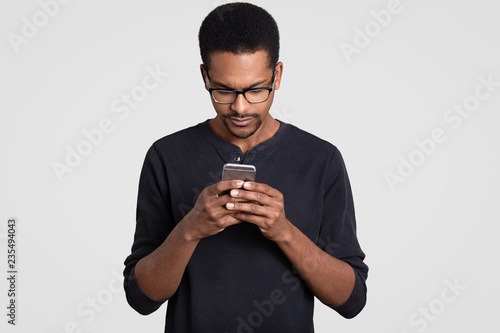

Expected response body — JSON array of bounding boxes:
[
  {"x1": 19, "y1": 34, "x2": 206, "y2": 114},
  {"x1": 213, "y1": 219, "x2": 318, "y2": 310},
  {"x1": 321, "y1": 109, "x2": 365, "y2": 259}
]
[{"x1": 222, "y1": 114, "x2": 260, "y2": 119}]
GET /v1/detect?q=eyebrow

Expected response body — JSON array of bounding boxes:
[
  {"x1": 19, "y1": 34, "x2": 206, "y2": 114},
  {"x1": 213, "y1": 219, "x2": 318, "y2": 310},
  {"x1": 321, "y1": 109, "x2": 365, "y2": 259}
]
[{"x1": 210, "y1": 78, "x2": 269, "y2": 90}]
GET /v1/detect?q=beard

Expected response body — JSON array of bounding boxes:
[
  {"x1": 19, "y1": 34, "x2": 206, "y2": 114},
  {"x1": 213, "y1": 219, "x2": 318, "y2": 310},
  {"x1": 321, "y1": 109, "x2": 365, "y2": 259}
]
[{"x1": 222, "y1": 114, "x2": 262, "y2": 139}]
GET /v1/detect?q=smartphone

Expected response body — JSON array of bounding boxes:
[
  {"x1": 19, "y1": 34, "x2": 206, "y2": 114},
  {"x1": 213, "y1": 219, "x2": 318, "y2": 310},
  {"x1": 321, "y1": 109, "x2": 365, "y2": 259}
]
[{"x1": 221, "y1": 163, "x2": 256, "y2": 181}]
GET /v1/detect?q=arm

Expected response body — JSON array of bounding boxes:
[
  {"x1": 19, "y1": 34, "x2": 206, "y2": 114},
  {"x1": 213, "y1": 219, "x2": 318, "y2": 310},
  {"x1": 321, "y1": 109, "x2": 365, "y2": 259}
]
[
  {"x1": 133, "y1": 219, "x2": 198, "y2": 302},
  {"x1": 226, "y1": 151, "x2": 368, "y2": 317},
  {"x1": 227, "y1": 184, "x2": 355, "y2": 306},
  {"x1": 273, "y1": 223, "x2": 356, "y2": 306},
  {"x1": 134, "y1": 180, "x2": 246, "y2": 301},
  {"x1": 123, "y1": 145, "x2": 246, "y2": 314}
]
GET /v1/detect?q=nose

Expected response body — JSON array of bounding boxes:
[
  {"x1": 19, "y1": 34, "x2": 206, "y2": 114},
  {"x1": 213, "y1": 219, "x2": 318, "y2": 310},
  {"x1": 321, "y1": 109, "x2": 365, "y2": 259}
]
[{"x1": 230, "y1": 92, "x2": 251, "y2": 114}]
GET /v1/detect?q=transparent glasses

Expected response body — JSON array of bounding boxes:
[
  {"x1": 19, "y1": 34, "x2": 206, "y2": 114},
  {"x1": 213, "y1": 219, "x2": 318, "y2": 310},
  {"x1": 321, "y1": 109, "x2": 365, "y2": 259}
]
[{"x1": 205, "y1": 68, "x2": 276, "y2": 104}]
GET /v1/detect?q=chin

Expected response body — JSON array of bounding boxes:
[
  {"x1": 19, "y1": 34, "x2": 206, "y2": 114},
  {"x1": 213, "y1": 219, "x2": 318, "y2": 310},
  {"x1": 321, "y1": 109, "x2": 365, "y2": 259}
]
[{"x1": 224, "y1": 119, "x2": 262, "y2": 139}]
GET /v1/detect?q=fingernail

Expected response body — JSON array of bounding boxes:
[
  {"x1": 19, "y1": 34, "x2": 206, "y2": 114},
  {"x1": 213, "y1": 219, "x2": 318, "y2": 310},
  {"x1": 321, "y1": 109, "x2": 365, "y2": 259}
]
[
  {"x1": 230, "y1": 189, "x2": 239, "y2": 196},
  {"x1": 243, "y1": 182, "x2": 251, "y2": 188},
  {"x1": 236, "y1": 180, "x2": 244, "y2": 186},
  {"x1": 226, "y1": 203, "x2": 235, "y2": 209}
]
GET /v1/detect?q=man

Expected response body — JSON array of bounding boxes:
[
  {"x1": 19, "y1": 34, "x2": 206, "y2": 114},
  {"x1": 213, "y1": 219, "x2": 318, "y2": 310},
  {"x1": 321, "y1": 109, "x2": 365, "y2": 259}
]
[{"x1": 124, "y1": 3, "x2": 368, "y2": 332}]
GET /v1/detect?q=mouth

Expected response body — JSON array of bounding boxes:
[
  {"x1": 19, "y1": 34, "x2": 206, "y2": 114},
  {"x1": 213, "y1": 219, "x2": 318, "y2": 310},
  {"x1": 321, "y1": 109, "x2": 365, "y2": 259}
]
[{"x1": 229, "y1": 117, "x2": 254, "y2": 127}]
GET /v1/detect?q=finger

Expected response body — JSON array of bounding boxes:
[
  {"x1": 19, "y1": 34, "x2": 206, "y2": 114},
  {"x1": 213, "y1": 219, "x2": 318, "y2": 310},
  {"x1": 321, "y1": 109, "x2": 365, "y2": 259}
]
[
  {"x1": 223, "y1": 213, "x2": 245, "y2": 226},
  {"x1": 212, "y1": 192, "x2": 249, "y2": 209},
  {"x1": 242, "y1": 182, "x2": 281, "y2": 198},
  {"x1": 229, "y1": 188, "x2": 270, "y2": 206},
  {"x1": 207, "y1": 180, "x2": 245, "y2": 197},
  {"x1": 231, "y1": 211, "x2": 265, "y2": 224},
  {"x1": 207, "y1": 205, "x2": 241, "y2": 223},
  {"x1": 228, "y1": 196, "x2": 252, "y2": 203},
  {"x1": 226, "y1": 201, "x2": 267, "y2": 216},
  {"x1": 211, "y1": 210, "x2": 245, "y2": 230}
]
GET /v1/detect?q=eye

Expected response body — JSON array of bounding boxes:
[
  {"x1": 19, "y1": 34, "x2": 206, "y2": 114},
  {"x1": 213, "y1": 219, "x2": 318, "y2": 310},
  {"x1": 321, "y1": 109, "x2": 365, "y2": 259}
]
[
  {"x1": 216, "y1": 90, "x2": 234, "y2": 96},
  {"x1": 246, "y1": 89, "x2": 266, "y2": 96}
]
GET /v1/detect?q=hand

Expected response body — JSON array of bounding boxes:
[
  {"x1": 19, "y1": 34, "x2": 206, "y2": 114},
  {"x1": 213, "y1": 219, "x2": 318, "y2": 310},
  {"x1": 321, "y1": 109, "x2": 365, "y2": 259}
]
[
  {"x1": 225, "y1": 182, "x2": 292, "y2": 242},
  {"x1": 183, "y1": 180, "x2": 246, "y2": 241}
]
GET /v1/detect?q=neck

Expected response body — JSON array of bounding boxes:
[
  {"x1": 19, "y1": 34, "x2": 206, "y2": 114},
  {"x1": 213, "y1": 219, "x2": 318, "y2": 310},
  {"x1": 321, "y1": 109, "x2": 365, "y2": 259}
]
[{"x1": 209, "y1": 115, "x2": 280, "y2": 154}]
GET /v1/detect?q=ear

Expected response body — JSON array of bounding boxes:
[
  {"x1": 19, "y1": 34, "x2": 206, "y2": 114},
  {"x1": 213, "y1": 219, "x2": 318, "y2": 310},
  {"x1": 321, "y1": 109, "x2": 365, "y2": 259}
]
[
  {"x1": 274, "y1": 61, "x2": 283, "y2": 91},
  {"x1": 200, "y1": 64, "x2": 208, "y2": 90}
]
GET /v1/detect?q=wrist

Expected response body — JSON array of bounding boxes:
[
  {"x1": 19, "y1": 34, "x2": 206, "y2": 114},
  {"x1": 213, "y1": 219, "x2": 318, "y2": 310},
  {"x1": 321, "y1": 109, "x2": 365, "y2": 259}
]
[
  {"x1": 178, "y1": 215, "x2": 200, "y2": 243},
  {"x1": 273, "y1": 219, "x2": 295, "y2": 245}
]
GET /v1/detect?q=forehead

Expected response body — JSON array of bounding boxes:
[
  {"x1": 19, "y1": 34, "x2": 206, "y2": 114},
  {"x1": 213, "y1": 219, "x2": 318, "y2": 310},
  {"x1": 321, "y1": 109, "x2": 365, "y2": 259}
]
[{"x1": 207, "y1": 50, "x2": 272, "y2": 86}]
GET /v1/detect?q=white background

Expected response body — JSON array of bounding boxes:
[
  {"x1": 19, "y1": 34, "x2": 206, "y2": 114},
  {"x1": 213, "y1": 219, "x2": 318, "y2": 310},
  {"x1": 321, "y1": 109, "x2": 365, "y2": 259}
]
[{"x1": 1, "y1": 0, "x2": 499, "y2": 332}]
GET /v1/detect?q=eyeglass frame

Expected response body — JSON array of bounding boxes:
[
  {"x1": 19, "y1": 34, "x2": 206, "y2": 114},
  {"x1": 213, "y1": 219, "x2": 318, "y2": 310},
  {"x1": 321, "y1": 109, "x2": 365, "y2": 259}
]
[{"x1": 205, "y1": 66, "x2": 277, "y2": 104}]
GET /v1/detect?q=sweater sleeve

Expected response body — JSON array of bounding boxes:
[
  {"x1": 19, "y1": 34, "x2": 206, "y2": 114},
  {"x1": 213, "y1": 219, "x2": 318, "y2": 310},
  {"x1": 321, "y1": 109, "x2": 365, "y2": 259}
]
[
  {"x1": 318, "y1": 146, "x2": 368, "y2": 318},
  {"x1": 123, "y1": 143, "x2": 175, "y2": 315}
]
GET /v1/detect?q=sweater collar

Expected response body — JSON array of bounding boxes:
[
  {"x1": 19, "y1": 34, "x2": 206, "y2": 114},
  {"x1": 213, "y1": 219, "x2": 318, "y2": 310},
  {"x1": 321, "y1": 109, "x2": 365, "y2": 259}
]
[{"x1": 197, "y1": 118, "x2": 290, "y2": 156}]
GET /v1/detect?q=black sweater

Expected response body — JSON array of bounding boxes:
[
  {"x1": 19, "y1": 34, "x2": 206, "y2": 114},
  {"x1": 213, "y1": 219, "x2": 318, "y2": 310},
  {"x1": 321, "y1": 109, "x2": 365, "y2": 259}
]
[{"x1": 124, "y1": 120, "x2": 368, "y2": 332}]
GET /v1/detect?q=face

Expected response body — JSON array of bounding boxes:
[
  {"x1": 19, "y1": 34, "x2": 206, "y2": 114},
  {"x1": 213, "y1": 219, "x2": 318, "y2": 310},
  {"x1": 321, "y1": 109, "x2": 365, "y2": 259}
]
[{"x1": 201, "y1": 50, "x2": 282, "y2": 140}]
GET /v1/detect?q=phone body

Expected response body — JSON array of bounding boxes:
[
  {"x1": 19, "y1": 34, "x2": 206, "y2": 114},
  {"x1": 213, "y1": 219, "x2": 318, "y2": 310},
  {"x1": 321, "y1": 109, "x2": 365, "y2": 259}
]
[{"x1": 221, "y1": 163, "x2": 256, "y2": 181}]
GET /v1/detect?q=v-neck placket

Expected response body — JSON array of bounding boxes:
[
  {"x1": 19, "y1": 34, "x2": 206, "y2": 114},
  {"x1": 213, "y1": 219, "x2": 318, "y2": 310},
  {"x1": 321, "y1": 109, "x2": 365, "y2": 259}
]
[{"x1": 197, "y1": 119, "x2": 289, "y2": 165}]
